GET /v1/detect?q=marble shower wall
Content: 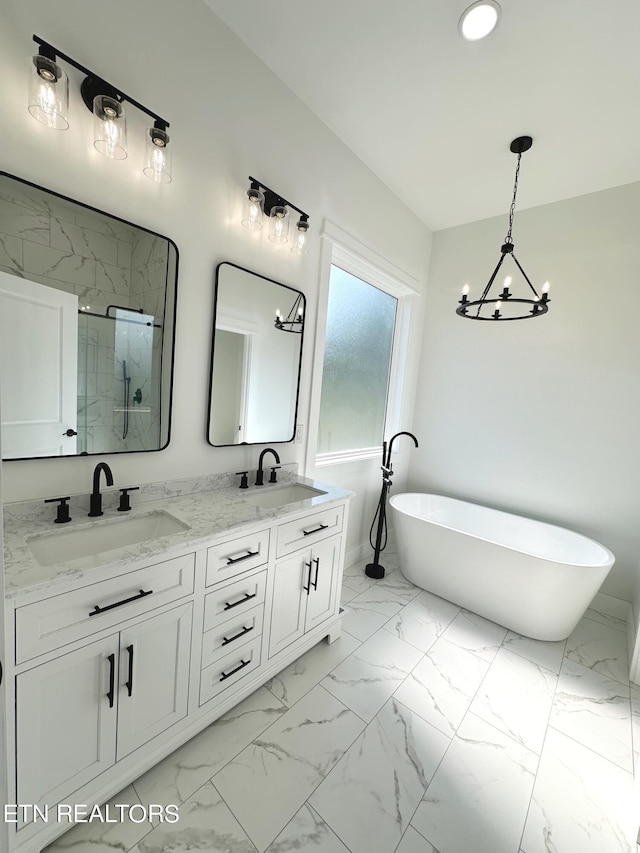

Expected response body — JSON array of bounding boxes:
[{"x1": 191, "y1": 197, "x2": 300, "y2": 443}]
[{"x1": 0, "y1": 177, "x2": 167, "y2": 454}]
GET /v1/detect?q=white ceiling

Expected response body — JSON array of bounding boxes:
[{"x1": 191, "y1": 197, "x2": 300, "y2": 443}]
[{"x1": 202, "y1": 0, "x2": 640, "y2": 231}]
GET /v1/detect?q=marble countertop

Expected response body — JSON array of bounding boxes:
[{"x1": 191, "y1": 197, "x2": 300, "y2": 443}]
[{"x1": 3, "y1": 473, "x2": 353, "y2": 600}]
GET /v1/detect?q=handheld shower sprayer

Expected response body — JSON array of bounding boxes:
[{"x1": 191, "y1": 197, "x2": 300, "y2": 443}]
[{"x1": 365, "y1": 431, "x2": 419, "y2": 579}]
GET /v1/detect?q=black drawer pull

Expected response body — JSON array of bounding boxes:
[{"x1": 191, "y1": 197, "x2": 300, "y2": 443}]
[
  {"x1": 223, "y1": 591, "x2": 257, "y2": 611},
  {"x1": 219, "y1": 658, "x2": 251, "y2": 681},
  {"x1": 125, "y1": 644, "x2": 134, "y2": 697},
  {"x1": 106, "y1": 653, "x2": 115, "y2": 708},
  {"x1": 311, "y1": 557, "x2": 320, "y2": 590},
  {"x1": 302, "y1": 523, "x2": 329, "y2": 537},
  {"x1": 226, "y1": 549, "x2": 259, "y2": 566},
  {"x1": 221, "y1": 625, "x2": 254, "y2": 646},
  {"x1": 89, "y1": 588, "x2": 153, "y2": 617},
  {"x1": 303, "y1": 561, "x2": 312, "y2": 595}
]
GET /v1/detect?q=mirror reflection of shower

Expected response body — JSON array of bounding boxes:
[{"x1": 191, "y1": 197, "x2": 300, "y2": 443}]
[
  {"x1": 122, "y1": 359, "x2": 130, "y2": 439},
  {"x1": 77, "y1": 305, "x2": 160, "y2": 453}
]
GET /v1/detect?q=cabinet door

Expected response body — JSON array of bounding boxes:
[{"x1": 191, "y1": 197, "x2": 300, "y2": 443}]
[
  {"x1": 116, "y1": 603, "x2": 192, "y2": 760},
  {"x1": 269, "y1": 551, "x2": 309, "y2": 657},
  {"x1": 305, "y1": 536, "x2": 341, "y2": 633},
  {"x1": 16, "y1": 635, "x2": 118, "y2": 811}
]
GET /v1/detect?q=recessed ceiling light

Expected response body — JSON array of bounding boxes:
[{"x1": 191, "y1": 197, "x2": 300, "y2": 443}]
[{"x1": 459, "y1": 1, "x2": 501, "y2": 41}]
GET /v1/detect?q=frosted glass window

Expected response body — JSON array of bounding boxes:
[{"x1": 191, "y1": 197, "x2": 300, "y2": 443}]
[{"x1": 318, "y1": 265, "x2": 397, "y2": 454}]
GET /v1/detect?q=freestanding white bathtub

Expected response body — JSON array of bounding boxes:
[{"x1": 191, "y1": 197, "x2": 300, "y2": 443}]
[{"x1": 389, "y1": 493, "x2": 615, "y2": 641}]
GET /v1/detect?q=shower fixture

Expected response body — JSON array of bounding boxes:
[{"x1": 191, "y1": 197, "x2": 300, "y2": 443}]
[
  {"x1": 121, "y1": 360, "x2": 131, "y2": 440},
  {"x1": 28, "y1": 35, "x2": 172, "y2": 182},
  {"x1": 457, "y1": 136, "x2": 551, "y2": 321}
]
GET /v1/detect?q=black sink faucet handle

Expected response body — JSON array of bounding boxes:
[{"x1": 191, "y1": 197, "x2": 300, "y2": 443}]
[
  {"x1": 118, "y1": 486, "x2": 140, "y2": 512},
  {"x1": 269, "y1": 466, "x2": 281, "y2": 483},
  {"x1": 236, "y1": 471, "x2": 249, "y2": 489},
  {"x1": 44, "y1": 496, "x2": 72, "y2": 524}
]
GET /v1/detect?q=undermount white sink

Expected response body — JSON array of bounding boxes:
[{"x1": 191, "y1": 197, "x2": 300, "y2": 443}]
[
  {"x1": 26, "y1": 510, "x2": 190, "y2": 567},
  {"x1": 244, "y1": 483, "x2": 328, "y2": 509}
]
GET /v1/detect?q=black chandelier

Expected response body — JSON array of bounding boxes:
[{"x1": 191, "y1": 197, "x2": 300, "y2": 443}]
[
  {"x1": 275, "y1": 292, "x2": 304, "y2": 333},
  {"x1": 457, "y1": 136, "x2": 550, "y2": 321}
]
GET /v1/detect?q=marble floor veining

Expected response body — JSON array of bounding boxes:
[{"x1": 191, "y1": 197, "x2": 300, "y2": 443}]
[{"x1": 44, "y1": 551, "x2": 640, "y2": 853}]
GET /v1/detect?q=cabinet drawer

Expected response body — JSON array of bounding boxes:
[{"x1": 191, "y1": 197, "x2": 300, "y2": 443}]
[
  {"x1": 206, "y1": 529, "x2": 270, "y2": 586},
  {"x1": 276, "y1": 504, "x2": 344, "y2": 557},
  {"x1": 199, "y1": 636, "x2": 262, "y2": 706},
  {"x1": 201, "y1": 604, "x2": 264, "y2": 669},
  {"x1": 15, "y1": 553, "x2": 195, "y2": 664},
  {"x1": 203, "y1": 569, "x2": 267, "y2": 632}
]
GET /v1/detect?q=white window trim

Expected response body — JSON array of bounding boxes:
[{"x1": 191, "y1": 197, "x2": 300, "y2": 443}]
[{"x1": 306, "y1": 221, "x2": 419, "y2": 471}]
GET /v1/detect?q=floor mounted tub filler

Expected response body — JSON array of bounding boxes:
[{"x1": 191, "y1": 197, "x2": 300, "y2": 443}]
[{"x1": 389, "y1": 493, "x2": 615, "y2": 641}]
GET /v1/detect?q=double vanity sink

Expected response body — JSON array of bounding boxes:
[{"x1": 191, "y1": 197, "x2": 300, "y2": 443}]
[
  {"x1": 3, "y1": 468, "x2": 350, "y2": 853},
  {"x1": 20, "y1": 481, "x2": 328, "y2": 574}
]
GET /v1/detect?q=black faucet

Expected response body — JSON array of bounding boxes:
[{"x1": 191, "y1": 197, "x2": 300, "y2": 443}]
[
  {"x1": 385, "y1": 431, "x2": 419, "y2": 471},
  {"x1": 88, "y1": 462, "x2": 114, "y2": 517},
  {"x1": 255, "y1": 448, "x2": 280, "y2": 486}
]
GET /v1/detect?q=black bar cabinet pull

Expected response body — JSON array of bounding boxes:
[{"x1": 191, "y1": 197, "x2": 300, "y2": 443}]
[
  {"x1": 311, "y1": 557, "x2": 320, "y2": 590},
  {"x1": 303, "y1": 561, "x2": 312, "y2": 595},
  {"x1": 125, "y1": 644, "x2": 134, "y2": 697},
  {"x1": 219, "y1": 658, "x2": 250, "y2": 681},
  {"x1": 302, "y1": 523, "x2": 329, "y2": 537},
  {"x1": 226, "y1": 549, "x2": 259, "y2": 566},
  {"x1": 89, "y1": 588, "x2": 153, "y2": 616},
  {"x1": 106, "y1": 653, "x2": 115, "y2": 708},
  {"x1": 221, "y1": 625, "x2": 254, "y2": 646},
  {"x1": 223, "y1": 592, "x2": 257, "y2": 611}
]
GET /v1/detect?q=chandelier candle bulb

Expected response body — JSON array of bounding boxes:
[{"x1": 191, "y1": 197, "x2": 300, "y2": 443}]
[{"x1": 461, "y1": 284, "x2": 470, "y2": 303}]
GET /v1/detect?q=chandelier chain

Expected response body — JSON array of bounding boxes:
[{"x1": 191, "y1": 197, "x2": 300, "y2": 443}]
[{"x1": 505, "y1": 152, "x2": 522, "y2": 244}]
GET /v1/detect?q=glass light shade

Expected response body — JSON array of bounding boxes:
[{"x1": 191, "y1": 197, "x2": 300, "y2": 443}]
[
  {"x1": 241, "y1": 187, "x2": 264, "y2": 230},
  {"x1": 28, "y1": 55, "x2": 69, "y2": 130},
  {"x1": 459, "y1": 1, "x2": 501, "y2": 40},
  {"x1": 291, "y1": 220, "x2": 309, "y2": 255},
  {"x1": 268, "y1": 205, "x2": 289, "y2": 244},
  {"x1": 93, "y1": 95, "x2": 127, "y2": 160},
  {"x1": 143, "y1": 126, "x2": 172, "y2": 183}
]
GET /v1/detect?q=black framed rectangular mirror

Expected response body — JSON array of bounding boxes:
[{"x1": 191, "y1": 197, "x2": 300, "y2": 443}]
[
  {"x1": 0, "y1": 171, "x2": 178, "y2": 460},
  {"x1": 207, "y1": 262, "x2": 304, "y2": 446}
]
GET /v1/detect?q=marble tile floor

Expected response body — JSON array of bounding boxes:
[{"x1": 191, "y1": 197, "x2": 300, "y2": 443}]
[{"x1": 45, "y1": 554, "x2": 640, "y2": 853}]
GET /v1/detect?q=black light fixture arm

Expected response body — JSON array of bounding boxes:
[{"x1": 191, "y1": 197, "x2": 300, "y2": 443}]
[
  {"x1": 33, "y1": 35, "x2": 169, "y2": 129},
  {"x1": 248, "y1": 175, "x2": 308, "y2": 220}
]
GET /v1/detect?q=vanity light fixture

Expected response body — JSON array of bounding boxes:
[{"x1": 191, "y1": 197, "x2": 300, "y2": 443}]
[
  {"x1": 28, "y1": 42, "x2": 69, "y2": 130},
  {"x1": 457, "y1": 136, "x2": 551, "y2": 321},
  {"x1": 458, "y1": 1, "x2": 501, "y2": 41},
  {"x1": 241, "y1": 176, "x2": 310, "y2": 254},
  {"x1": 275, "y1": 292, "x2": 304, "y2": 333},
  {"x1": 28, "y1": 36, "x2": 172, "y2": 181},
  {"x1": 290, "y1": 215, "x2": 310, "y2": 255},
  {"x1": 269, "y1": 205, "x2": 290, "y2": 244},
  {"x1": 241, "y1": 181, "x2": 265, "y2": 230}
]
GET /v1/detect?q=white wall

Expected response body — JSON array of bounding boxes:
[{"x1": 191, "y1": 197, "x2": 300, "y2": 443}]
[
  {"x1": 0, "y1": 0, "x2": 430, "y2": 549},
  {"x1": 411, "y1": 181, "x2": 640, "y2": 601}
]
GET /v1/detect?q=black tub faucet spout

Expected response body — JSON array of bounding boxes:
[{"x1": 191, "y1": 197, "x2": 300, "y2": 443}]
[
  {"x1": 386, "y1": 431, "x2": 419, "y2": 469},
  {"x1": 256, "y1": 448, "x2": 281, "y2": 486},
  {"x1": 88, "y1": 462, "x2": 114, "y2": 517}
]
